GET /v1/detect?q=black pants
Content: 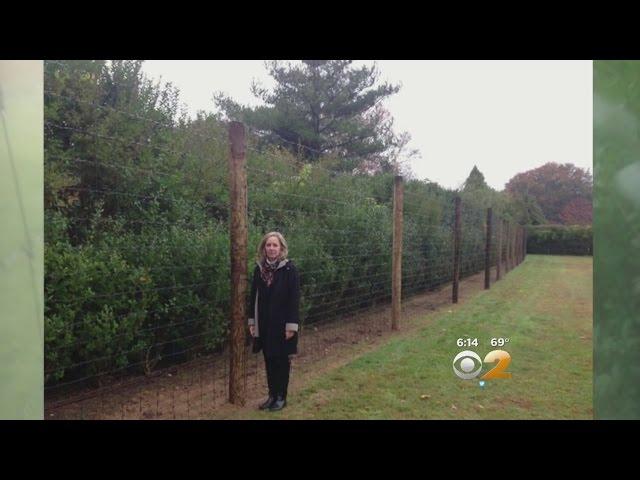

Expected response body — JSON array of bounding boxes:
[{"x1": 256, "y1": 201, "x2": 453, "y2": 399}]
[{"x1": 263, "y1": 353, "x2": 291, "y2": 399}]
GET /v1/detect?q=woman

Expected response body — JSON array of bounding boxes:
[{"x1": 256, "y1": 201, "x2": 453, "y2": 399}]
[{"x1": 248, "y1": 231, "x2": 300, "y2": 411}]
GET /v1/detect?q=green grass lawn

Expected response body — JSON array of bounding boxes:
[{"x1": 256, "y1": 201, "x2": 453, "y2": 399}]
[{"x1": 234, "y1": 255, "x2": 592, "y2": 419}]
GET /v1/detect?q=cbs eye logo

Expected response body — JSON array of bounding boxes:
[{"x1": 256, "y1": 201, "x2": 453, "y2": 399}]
[{"x1": 452, "y1": 350, "x2": 512, "y2": 380}]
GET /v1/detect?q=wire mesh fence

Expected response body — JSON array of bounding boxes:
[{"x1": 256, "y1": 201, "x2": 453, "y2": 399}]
[{"x1": 44, "y1": 60, "x2": 527, "y2": 419}]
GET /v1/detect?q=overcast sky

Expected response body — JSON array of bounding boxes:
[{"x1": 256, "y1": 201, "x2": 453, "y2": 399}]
[{"x1": 141, "y1": 60, "x2": 593, "y2": 191}]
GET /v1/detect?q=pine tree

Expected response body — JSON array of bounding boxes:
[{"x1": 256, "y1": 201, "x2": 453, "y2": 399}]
[{"x1": 214, "y1": 60, "x2": 407, "y2": 172}]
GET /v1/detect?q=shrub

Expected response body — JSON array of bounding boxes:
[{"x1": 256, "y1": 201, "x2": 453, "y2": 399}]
[{"x1": 526, "y1": 224, "x2": 592, "y2": 255}]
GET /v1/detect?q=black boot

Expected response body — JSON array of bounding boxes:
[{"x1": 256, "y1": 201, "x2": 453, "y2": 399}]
[
  {"x1": 268, "y1": 395, "x2": 287, "y2": 411},
  {"x1": 259, "y1": 395, "x2": 276, "y2": 410}
]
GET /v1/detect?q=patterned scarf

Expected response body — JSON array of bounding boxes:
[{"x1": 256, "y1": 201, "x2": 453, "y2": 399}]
[{"x1": 259, "y1": 257, "x2": 280, "y2": 287}]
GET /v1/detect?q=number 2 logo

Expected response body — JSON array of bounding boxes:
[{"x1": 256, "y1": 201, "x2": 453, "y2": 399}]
[
  {"x1": 481, "y1": 350, "x2": 512, "y2": 380},
  {"x1": 452, "y1": 350, "x2": 512, "y2": 380}
]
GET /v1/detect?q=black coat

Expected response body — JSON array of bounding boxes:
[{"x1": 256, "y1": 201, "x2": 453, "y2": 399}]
[{"x1": 248, "y1": 259, "x2": 300, "y2": 357}]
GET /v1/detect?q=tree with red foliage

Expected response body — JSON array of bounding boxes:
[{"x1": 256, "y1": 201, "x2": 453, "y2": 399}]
[
  {"x1": 559, "y1": 197, "x2": 592, "y2": 225},
  {"x1": 505, "y1": 162, "x2": 592, "y2": 225}
]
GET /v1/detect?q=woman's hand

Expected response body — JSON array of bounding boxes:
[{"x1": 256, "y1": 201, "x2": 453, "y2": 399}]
[
  {"x1": 285, "y1": 330, "x2": 295, "y2": 340},
  {"x1": 249, "y1": 325, "x2": 255, "y2": 337}
]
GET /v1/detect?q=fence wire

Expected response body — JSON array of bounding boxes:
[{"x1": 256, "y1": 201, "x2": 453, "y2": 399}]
[{"x1": 44, "y1": 60, "x2": 526, "y2": 419}]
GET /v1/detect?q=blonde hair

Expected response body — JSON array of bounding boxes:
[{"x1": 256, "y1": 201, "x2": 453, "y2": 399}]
[{"x1": 256, "y1": 231, "x2": 289, "y2": 264}]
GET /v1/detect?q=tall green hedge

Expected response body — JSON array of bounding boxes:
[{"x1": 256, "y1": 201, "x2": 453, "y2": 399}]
[
  {"x1": 526, "y1": 225, "x2": 592, "y2": 256},
  {"x1": 43, "y1": 60, "x2": 510, "y2": 389}
]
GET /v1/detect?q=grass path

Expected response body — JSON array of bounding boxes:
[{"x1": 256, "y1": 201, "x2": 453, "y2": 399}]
[{"x1": 216, "y1": 255, "x2": 592, "y2": 419}]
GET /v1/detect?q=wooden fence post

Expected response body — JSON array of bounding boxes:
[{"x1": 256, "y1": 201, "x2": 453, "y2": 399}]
[
  {"x1": 510, "y1": 223, "x2": 515, "y2": 270},
  {"x1": 512, "y1": 223, "x2": 517, "y2": 269},
  {"x1": 392, "y1": 175, "x2": 403, "y2": 331},
  {"x1": 452, "y1": 196, "x2": 461, "y2": 303},
  {"x1": 505, "y1": 221, "x2": 511, "y2": 273},
  {"x1": 514, "y1": 226, "x2": 519, "y2": 266},
  {"x1": 517, "y1": 226, "x2": 522, "y2": 265},
  {"x1": 228, "y1": 121, "x2": 248, "y2": 405},
  {"x1": 484, "y1": 208, "x2": 492, "y2": 289},
  {"x1": 519, "y1": 226, "x2": 523, "y2": 264}
]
